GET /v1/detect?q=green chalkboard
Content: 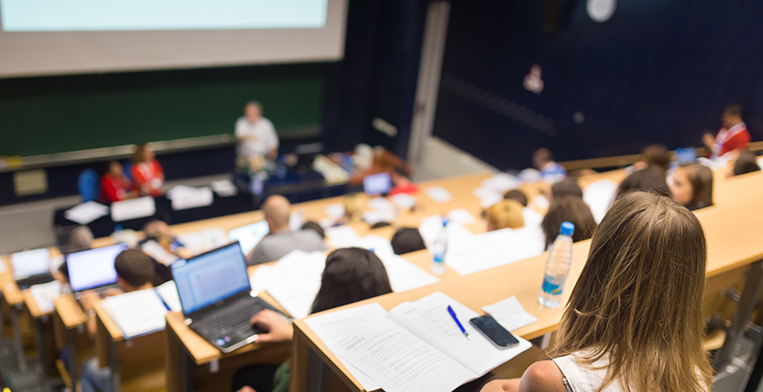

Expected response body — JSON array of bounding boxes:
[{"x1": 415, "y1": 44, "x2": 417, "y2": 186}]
[{"x1": 0, "y1": 63, "x2": 324, "y2": 157}]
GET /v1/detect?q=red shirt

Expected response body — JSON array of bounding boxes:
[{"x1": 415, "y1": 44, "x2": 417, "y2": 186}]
[
  {"x1": 131, "y1": 159, "x2": 164, "y2": 196},
  {"x1": 100, "y1": 174, "x2": 132, "y2": 203},
  {"x1": 388, "y1": 182, "x2": 419, "y2": 196},
  {"x1": 717, "y1": 122, "x2": 751, "y2": 156}
]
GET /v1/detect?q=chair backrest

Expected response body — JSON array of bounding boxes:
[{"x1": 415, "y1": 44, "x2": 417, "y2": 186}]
[{"x1": 78, "y1": 169, "x2": 100, "y2": 202}]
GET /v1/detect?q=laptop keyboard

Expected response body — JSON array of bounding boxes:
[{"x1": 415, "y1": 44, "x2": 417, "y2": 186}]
[{"x1": 192, "y1": 297, "x2": 271, "y2": 337}]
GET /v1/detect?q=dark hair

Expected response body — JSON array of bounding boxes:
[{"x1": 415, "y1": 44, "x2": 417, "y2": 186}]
[
  {"x1": 393, "y1": 166, "x2": 409, "y2": 178},
  {"x1": 370, "y1": 222, "x2": 392, "y2": 229},
  {"x1": 391, "y1": 228, "x2": 426, "y2": 255},
  {"x1": 311, "y1": 248, "x2": 393, "y2": 314},
  {"x1": 132, "y1": 144, "x2": 149, "y2": 163},
  {"x1": 541, "y1": 196, "x2": 597, "y2": 249},
  {"x1": 733, "y1": 151, "x2": 761, "y2": 176},
  {"x1": 617, "y1": 167, "x2": 671, "y2": 198},
  {"x1": 504, "y1": 189, "x2": 528, "y2": 207},
  {"x1": 724, "y1": 103, "x2": 743, "y2": 118},
  {"x1": 681, "y1": 164, "x2": 714, "y2": 210},
  {"x1": 533, "y1": 148, "x2": 553, "y2": 164},
  {"x1": 642, "y1": 144, "x2": 670, "y2": 172},
  {"x1": 114, "y1": 249, "x2": 155, "y2": 288},
  {"x1": 301, "y1": 221, "x2": 325, "y2": 239},
  {"x1": 551, "y1": 179, "x2": 583, "y2": 199}
]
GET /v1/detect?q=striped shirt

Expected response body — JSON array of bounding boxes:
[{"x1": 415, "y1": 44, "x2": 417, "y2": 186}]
[{"x1": 247, "y1": 229, "x2": 327, "y2": 265}]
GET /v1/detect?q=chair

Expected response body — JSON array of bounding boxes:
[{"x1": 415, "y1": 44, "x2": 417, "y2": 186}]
[{"x1": 78, "y1": 169, "x2": 100, "y2": 202}]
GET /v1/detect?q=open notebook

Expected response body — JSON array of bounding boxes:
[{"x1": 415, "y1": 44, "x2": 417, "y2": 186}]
[
  {"x1": 100, "y1": 281, "x2": 181, "y2": 339},
  {"x1": 306, "y1": 292, "x2": 531, "y2": 392}
]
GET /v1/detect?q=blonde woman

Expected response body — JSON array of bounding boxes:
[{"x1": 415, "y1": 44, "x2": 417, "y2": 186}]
[{"x1": 482, "y1": 191, "x2": 712, "y2": 392}]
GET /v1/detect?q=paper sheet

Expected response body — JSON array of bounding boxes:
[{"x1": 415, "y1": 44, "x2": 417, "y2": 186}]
[
  {"x1": 362, "y1": 210, "x2": 396, "y2": 225},
  {"x1": 211, "y1": 180, "x2": 238, "y2": 197},
  {"x1": 442, "y1": 224, "x2": 545, "y2": 276},
  {"x1": 473, "y1": 187, "x2": 503, "y2": 208},
  {"x1": 367, "y1": 197, "x2": 395, "y2": 212},
  {"x1": 325, "y1": 226, "x2": 363, "y2": 248},
  {"x1": 481, "y1": 173, "x2": 521, "y2": 192},
  {"x1": 583, "y1": 179, "x2": 618, "y2": 223},
  {"x1": 448, "y1": 208, "x2": 475, "y2": 225},
  {"x1": 378, "y1": 253, "x2": 439, "y2": 293},
  {"x1": 306, "y1": 303, "x2": 473, "y2": 392},
  {"x1": 249, "y1": 265, "x2": 272, "y2": 293},
  {"x1": 262, "y1": 250, "x2": 327, "y2": 318},
  {"x1": 531, "y1": 195, "x2": 549, "y2": 210},
  {"x1": 324, "y1": 203, "x2": 346, "y2": 219},
  {"x1": 30, "y1": 281, "x2": 62, "y2": 314},
  {"x1": 177, "y1": 228, "x2": 230, "y2": 256},
  {"x1": 482, "y1": 296, "x2": 538, "y2": 332},
  {"x1": 155, "y1": 281, "x2": 182, "y2": 312},
  {"x1": 140, "y1": 240, "x2": 179, "y2": 266},
  {"x1": 111, "y1": 196, "x2": 156, "y2": 222},
  {"x1": 10, "y1": 248, "x2": 51, "y2": 279},
  {"x1": 425, "y1": 187, "x2": 453, "y2": 203},
  {"x1": 101, "y1": 289, "x2": 168, "y2": 339},
  {"x1": 64, "y1": 201, "x2": 109, "y2": 225},
  {"x1": 390, "y1": 193, "x2": 417, "y2": 209},
  {"x1": 170, "y1": 186, "x2": 214, "y2": 211}
]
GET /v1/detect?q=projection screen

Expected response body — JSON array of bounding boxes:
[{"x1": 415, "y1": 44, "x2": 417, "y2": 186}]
[{"x1": 0, "y1": 0, "x2": 348, "y2": 78}]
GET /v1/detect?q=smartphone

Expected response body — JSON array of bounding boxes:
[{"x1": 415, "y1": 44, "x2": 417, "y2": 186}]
[{"x1": 469, "y1": 315, "x2": 520, "y2": 349}]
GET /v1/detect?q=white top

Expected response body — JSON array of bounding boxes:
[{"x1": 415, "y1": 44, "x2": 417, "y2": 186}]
[
  {"x1": 553, "y1": 352, "x2": 624, "y2": 392},
  {"x1": 235, "y1": 116, "x2": 279, "y2": 158}
]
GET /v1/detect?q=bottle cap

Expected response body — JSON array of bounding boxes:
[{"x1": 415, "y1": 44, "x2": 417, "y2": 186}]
[
  {"x1": 560, "y1": 221, "x2": 575, "y2": 236},
  {"x1": 442, "y1": 217, "x2": 449, "y2": 227}
]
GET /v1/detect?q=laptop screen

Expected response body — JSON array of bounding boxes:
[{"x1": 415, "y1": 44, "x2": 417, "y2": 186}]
[
  {"x1": 227, "y1": 220, "x2": 270, "y2": 255},
  {"x1": 67, "y1": 244, "x2": 129, "y2": 292},
  {"x1": 172, "y1": 242, "x2": 251, "y2": 315},
  {"x1": 363, "y1": 172, "x2": 391, "y2": 195},
  {"x1": 10, "y1": 248, "x2": 51, "y2": 280}
]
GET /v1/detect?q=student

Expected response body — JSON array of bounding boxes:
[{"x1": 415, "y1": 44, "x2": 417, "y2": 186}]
[
  {"x1": 130, "y1": 144, "x2": 165, "y2": 197},
  {"x1": 100, "y1": 161, "x2": 138, "y2": 203},
  {"x1": 616, "y1": 166, "x2": 671, "y2": 198},
  {"x1": 388, "y1": 167, "x2": 419, "y2": 196},
  {"x1": 480, "y1": 192, "x2": 712, "y2": 392},
  {"x1": 670, "y1": 164, "x2": 714, "y2": 211},
  {"x1": 733, "y1": 151, "x2": 761, "y2": 176},
  {"x1": 541, "y1": 196, "x2": 596, "y2": 249},
  {"x1": 504, "y1": 189, "x2": 528, "y2": 207},
  {"x1": 79, "y1": 249, "x2": 157, "y2": 392},
  {"x1": 138, "y1": 220, "x2": 179, "y2": 285},
  {"x1": 533, "y1": 148, "x2": 566, "y2": 179},
  {"x1": 55, "y1": 226, "x2": 95, "y2": 285},
  {"x1": 232, "y1": 248, "x2": 393, "y2": 392},
  {"x1": 247, "y1": 195, "x2": 327, "y2": 265},
  {"x1": 390, "y1": 227, "x2": 427, "y2": 255},
  {"x1": 301, "y1": 221, "x2": 325, "y2": 239},
  {"x1": 703, "y1": 103, "x2": 751, "y2": 159},
  {"x1": 485, "y1": 200, "x2": 525, "y2": 231},
  {"x1": 549, "y1": 178, "x2": 583, "y2": 202}
]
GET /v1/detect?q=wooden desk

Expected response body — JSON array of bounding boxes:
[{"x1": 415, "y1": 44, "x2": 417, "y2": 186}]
[
  {"x1": 0, "y1": 255, "x2": 27, "y2": 370},
  {"x1": 21, "y1": 289, "x2": 58, "y2": 379},
  {"x1": 53, "y1": 295, "x2": 90, "y2": 388}
]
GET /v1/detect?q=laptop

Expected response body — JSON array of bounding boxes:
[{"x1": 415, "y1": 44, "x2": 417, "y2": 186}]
[
  {"x1": 67, "y1": 243, "x2": 130, "y2": 297},
  {"x1": 363, "y1": 172, "x2": 392, "y2": 196},
  {"x1": 171, "y1": 242, "x2": 286, "y2": 353},
  {"x1": 226, "y1": 220, "x2": 270, "y2": 255},
  {"x1": 11, "y1": 248, "x2": 54, "y2": 289}
]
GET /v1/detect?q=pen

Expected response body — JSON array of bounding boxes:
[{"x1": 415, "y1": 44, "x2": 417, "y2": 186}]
[{"x1": 447, "y1": 305, "x2": 470, "y2": 339}]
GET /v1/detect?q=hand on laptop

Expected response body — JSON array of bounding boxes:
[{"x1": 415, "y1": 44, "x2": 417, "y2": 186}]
[
  {"x1": 102, "y1": 288, "x2": 124, "y2": 297},
  {"x1": 79, "y1": 290, "x2": 101, "y2": 312},
  {"x1": 251, "y1": 309, "x2": 292, "y2": 343}
]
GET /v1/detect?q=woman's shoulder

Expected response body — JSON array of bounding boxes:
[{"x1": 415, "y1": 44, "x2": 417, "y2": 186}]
[{"x1": 519, "y1": 360, "x2": 568, "y2": 392}]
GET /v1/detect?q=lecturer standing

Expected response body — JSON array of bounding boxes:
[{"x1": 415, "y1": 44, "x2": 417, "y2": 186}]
[{"x1": 235, "y1": 101, "x2": 279, "y2": 170}]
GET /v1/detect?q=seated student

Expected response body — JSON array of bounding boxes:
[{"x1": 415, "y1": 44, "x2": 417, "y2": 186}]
[
  {"x1": 247, "y1": 195, "x2": 327, "y2": 265},
  {"x1": 486, "y1": 200, "x2": 525, "y2": 231},
  {"x1": 388, "y1": 167, "x2": 419, "y2": 196},
  {"x1": 549, "y1": 178, "x2": 583, "y2": 202},
  {"x1": 616, "y1": 166, "x2": 671, "y2": 198},
  {"x1": 391, "y1": 227, "x2": 427, "y2": 255},
  {"x1": 79, "y1": 249, "x2": 157, "y2": 392},
  {"x1": 733, "y1": 151, "x2": 761, "y2": 176},
  {"x1": 670, "y1": 164, "x2": 714, "y2": 211},
  {"x1": 232, "y1": 248, "x2": 393, "y2": 392},
  {"x1": 130, "y1": 144, "x2": 165, "y2": 197},
  {"x1": 301, "y1": 221, "x2": 325, "y2": 239},
  {"x1": 533, "y1": 148, "x2": 567, "y2": 179},
  {"x1": 703, "y1": 103, "x2": 752, "y2": 159},
  {"x1": 55, "y1": 226, "x2": 96, "y2": 286},
  {"x1": 633, "y1": 144, "x2": 670, "y2": 172},
  {"x1": 100, "y1": 161, "x2": 138, "y2": 203},
  {"x1": 503, "y1": 189, "x2": 528, "y2": 207},
  {"x1": 541, "y1": 196, "x2": 597, "y2": 249},
  {"x1": 480, "y1": 192, "x2": 712, "y2": 392}
]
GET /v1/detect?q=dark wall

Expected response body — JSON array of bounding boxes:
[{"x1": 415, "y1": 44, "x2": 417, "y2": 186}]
[{"x1": 433, "y1": 0, "x2": 763, "y2": 170}]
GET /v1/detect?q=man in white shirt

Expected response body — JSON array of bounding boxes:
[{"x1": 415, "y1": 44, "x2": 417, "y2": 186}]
[{"x1": 235, "y1": 101, "x2": 279, "y2": 164}]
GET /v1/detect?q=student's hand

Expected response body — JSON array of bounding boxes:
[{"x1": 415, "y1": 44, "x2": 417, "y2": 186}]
[
  {"x1": 79, "y1": 290, "x2": 101, "y2": 312},
  {"x1": 251, "y1": 309, "x2": 293, "y2": 343},
  {"x1": 236, "y1": 387, "x2": 256, "y2": 392},
  {"x1": 102, "y1": 288, "x2": 124, "y2": 298}
]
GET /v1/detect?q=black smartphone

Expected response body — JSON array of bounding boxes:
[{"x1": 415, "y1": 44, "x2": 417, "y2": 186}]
[{"x1": 469, "y1": 315, "x2": 520, "y2": 349}]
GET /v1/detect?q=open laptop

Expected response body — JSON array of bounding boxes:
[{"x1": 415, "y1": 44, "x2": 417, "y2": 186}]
[
  {"x1": 67, "y1": 243, "x2": 130, "y2": 297},
  {"x1": 226, "y1": 220, "x2": 270, "y2": 255},
  {"x1": 11, "y1": 248, "x2": 54, "y2": 289},
  {"x1": 363, "y1": 172, "x2": 392, "y2": 196},
  {"x1": 171, "y1": 241, "x2": 285, "y2": 353}
]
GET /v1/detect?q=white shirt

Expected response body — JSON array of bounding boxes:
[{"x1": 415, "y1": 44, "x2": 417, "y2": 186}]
[
  {"x1": 235, "y1": 116, "x2": 279, "y2": 158},
  {"x1": 553, "y1": 352, "x2": 624, "y2": 392}
]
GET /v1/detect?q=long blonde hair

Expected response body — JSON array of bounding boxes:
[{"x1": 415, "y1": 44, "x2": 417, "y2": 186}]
[{"x1": 549, "y1": 191, "x2": 712, "y2": 392}]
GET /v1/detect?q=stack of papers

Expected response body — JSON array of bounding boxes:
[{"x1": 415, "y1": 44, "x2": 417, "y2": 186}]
[
  {"x1": 167, "y1": 186, "x2": 214, "y2": 211},
  {"x1": 30, "y1": 281, "x2": 62, "y2": 314},
  {"x1": 140, "y1": 240, "x2": 180, "y2": 266},
  {"x1": 325, "y1": 226, "x2": 363, "y2": 248},
  {"x1": 306, "y1": 292, "x2": 531, "y2": 392},
  {"x1": 583, "y1": 179, "x2": 618, "y2": 223},
  {"x1": 111, "y1": 197, "x2": 156, "y2": 222},
  {"x1": 101, "y1": 290, "x2": 169, "y2": 339},
  {"x1": 425, "y1": 187, "x2": 453, "y2": 203},
  {"x1": 65, "y1": 201, "x2": 109, "y2": 225},
  {"x1": 176, "y1": 228, "x2": 229, "y2": 256},
  {"x1": 482, "y1": 296, "x2": 537, "y2": 332},
  {"x1": 211, "y1": 180, "x2": 238, "y2": 197}
]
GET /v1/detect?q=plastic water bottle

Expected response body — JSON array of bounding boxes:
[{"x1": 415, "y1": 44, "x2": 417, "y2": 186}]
[
  {"x1": 430, "y1": 218, "x2": 449, "y2": 275},
  {"x1": 538, "y1": 221, "x2": 574, "y2": 308}
]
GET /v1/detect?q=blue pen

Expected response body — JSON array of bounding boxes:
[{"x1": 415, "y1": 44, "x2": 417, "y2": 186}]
[{"x1": 447, "y1": 305, "x2": 470, "y2": 339}]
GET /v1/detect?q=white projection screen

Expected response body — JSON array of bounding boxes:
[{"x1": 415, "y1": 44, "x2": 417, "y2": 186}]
[{"x1": 0, "y1": 0, "x2": 348, "y2": 78}]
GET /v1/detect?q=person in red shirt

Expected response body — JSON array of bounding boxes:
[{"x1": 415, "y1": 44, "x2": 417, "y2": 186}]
[
  {"x1": 388, "y1": 167, "x2": 419, "y2": 196},
  {"x1": 100, "y1": 161, "x2": 138, "y2": 203},
  {"x1": 130, "y1": 144, "x2": 165, "y2": 197},
  {"x1": 703, "y1": 103, "x2": 752, "y2": 158}
]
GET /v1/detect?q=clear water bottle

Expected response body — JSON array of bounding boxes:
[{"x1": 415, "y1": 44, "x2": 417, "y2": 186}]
[
  {"x1": 430, "y1": 218, "x2": 449, "y2": 275},
  {"x1": 538, "y1": 221, "x2": 574, "y2": 308}
]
